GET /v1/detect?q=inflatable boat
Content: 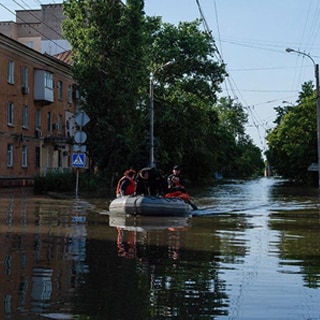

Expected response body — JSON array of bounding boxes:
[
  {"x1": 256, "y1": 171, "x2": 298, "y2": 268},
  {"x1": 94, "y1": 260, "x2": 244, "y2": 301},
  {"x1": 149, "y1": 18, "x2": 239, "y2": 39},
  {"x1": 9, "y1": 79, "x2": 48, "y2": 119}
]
[{"x1": 109, "y1": 195, "x2": 192, "y2": 216}]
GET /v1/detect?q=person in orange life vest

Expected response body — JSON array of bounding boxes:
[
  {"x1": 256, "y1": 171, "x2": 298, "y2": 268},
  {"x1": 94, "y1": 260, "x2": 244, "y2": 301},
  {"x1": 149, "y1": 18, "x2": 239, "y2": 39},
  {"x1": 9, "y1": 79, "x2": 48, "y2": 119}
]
[
  {"x1": 165, "y1": 165, "x2": 190, "y2": 202},
  {"x1": 116, "y1": 169, "x2": 136, "y2": 197}
]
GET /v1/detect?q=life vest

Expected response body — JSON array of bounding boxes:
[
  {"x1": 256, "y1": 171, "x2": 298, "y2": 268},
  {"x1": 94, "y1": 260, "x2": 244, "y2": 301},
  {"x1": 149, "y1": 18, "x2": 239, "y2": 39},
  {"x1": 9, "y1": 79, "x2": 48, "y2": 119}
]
[
  {"x1": 116, "y1": 176, "x2": 135, "y2": 197},
  {"x1": 165, "y1": 191, "x2": 190, "y2": 202},
  {"x1": 125, "y1": 178, "x2": 135, "y2": 195},
  {"x1": 116, "y1": 176, "x2": 126, "y2": 197}
]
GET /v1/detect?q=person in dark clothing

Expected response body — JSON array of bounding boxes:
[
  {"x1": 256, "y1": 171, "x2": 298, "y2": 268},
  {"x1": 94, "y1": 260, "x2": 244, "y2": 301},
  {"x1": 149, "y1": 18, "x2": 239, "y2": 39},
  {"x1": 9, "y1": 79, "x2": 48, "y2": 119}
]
[
  {"x1": 135, "y1": 167, "x2": 167, "y2": 196},
  {"x1": 167, "y1": 165, "x2": 186, "y2": 193},
  {"x1": 166, "y1": 165, "x2": 198, "y2": 210},
  {"x1": 148, "y1": 167, "x2": 167, "y2": 196},
  {"x1": 135, "y1": 168, "x2": 150, "y2": 196}
]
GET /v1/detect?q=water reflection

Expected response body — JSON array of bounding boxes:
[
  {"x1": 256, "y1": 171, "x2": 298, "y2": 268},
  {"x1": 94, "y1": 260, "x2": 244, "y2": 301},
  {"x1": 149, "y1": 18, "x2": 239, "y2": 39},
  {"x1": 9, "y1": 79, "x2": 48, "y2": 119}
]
[
  {"x1": 109, "y1": 214, "x2": 190, "y2": 259},
  {"x1": 1, "y1": 179, "x2": 320, "y2": 319},
  {"x1": 107, "y1": 214, "x2": 228, "y2": 319},
  {"x1": 0, "y1": 189, "x2": 92, "y2": 320},
  {"x1": 269, "y1": 208, "x2": 320, "y2": 288}
]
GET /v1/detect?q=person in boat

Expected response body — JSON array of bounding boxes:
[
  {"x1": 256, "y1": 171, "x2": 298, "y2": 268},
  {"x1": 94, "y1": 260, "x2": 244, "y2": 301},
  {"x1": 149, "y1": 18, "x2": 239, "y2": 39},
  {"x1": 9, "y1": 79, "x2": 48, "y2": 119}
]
[
  {"x1": 167, "y1": 165, "x2": 186, "y2": 192},
  {"x1": 134, "y1": 168, "x2": 150, "y2": 196},
  {"x1": 165, "y1": 166, "x2": 198, "y2": 209},
  {"x1": 115, "y1": 169, "x2": 136, "y2": 197},
  {"x1": 135, "y1": 167, "x2": 167, "y2": 196},
  {"x1": 165, "y1": 165, "x2": 190, "y2": 202},
  {"x1": 148, "y1": 167, "x2": 167, "y2": 196}
]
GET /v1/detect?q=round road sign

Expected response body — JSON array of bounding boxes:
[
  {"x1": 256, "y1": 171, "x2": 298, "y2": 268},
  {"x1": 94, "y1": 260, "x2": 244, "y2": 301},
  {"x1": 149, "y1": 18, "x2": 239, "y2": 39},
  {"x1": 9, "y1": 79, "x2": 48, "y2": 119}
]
[{"x1": 74, "y1": 131, "x2": 87, "y2": 144}]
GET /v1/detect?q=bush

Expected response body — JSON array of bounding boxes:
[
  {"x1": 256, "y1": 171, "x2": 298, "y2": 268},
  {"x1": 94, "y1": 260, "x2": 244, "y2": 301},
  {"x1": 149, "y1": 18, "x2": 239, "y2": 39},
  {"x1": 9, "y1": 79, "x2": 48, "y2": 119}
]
[
  {"x1": 33, "y1": 170, "x2": 110, "y2": 196},
  {"x1": 34, "y1": 172, "x2": 75, "y2": 194}
]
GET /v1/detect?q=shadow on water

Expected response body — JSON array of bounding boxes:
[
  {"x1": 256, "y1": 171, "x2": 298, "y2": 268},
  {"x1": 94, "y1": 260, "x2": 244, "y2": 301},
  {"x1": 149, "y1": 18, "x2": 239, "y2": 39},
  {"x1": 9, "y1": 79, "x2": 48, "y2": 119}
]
[{"x1": 1, "y1": 178, "x2": 320, "y2": 319}]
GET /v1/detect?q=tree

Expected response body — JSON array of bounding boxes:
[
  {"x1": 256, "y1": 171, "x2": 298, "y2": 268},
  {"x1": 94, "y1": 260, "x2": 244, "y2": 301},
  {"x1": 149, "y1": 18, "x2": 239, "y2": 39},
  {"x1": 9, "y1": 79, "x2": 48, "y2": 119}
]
[
  {"x1": 266, "y1": 82, "x2": 317, "y2": 182},
  {"x1": 273, "y1": 81, "x2": 314, "y2": 125},
  {"x1": 63, "y1": 0, "x2": 146, "y2": 178},
  {"x1": 63, "y1": 1, "x2": 262, "y2": 184},
  {"x1": 142, "y1": 19, "x2": 263, "y2": 179},
  {"x1": 213, "y1": 97, "x2": 264, "y2": 178},
  {"x1": 141, "y1": 18, "x2": 228, "y2": 178}
]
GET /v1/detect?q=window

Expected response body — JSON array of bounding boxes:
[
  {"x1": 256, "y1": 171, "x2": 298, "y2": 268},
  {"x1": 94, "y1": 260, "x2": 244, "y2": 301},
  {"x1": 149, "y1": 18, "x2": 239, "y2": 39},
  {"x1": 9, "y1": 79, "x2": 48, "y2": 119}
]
[
  {"x1": 22, "y1": 146, "x2": 28, "y2": 168},
  {"x1": 7, "y1": 144, "x2": 13, "y2": 167},
  {"x1": 35, "y1": 147, "x2": 40, "y2": 168},
  {"x1": 58, "y1": 80, "x2": 63, "y2": 100},
  {"x1": 22, "y1": 105, "x2": 28, "y2": 128},
  {"x1": 74, "y1": 85, "x2": 80, "y2": 100},
  {"x1": 26, "y1": 41, "x2": 33, "y2": 49},
  {"x1": 58, "y1": 150, "x2": 62, "y2": 167},
  {"x1": 7, "y1": 102, "x2": 14, "y2": 126},
  {"x1": 66, "y1": 119, "x2": 71, "y2": 137},
  {"x1": 58, "y1": 114, "x2": 63, "y2": 133},
  {"x1": 36, "y1": 110, "x2": 41, "y2": 129},
  {"x1": 22, "y1": 66, "x2": 28, "y2": 88},
  {"x1": 8, "y1": 60, "x2": 14, "y2": 84},
  {"x1": 44, "y1": 71, "x2": 53, "y2": 89},
  {"x1": 47, "y1": 112, "x2": 52, "y2": 132},
  {"x1": 67, "y1": 84, "x2": 72, "y2": 103}
]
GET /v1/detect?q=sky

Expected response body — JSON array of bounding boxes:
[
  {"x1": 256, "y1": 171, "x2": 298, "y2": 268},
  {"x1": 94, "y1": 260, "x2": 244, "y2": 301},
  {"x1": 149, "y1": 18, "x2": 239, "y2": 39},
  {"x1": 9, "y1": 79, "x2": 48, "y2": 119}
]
[{"x1": 1, "y1": 0, "x2": 320, "y2": 152}]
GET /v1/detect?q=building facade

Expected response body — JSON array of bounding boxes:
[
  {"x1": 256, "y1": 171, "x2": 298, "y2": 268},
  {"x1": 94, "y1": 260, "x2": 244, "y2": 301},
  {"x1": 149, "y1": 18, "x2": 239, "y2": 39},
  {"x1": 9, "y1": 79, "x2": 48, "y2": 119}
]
[
  {"x1": 0, "y1": 3, "x2": 70, "y2": 55},
  {"x1": 0, "y1": 32, "x2": 76, "y2": 186}
]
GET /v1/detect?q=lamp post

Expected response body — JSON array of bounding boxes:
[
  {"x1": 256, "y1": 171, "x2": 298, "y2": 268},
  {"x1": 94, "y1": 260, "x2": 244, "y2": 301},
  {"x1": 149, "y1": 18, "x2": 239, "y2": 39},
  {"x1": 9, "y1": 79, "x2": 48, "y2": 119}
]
[
  {"x1": 149, "y1": 60, "x2": 174, "y2": 168},
  {"x1": 282, "y1": 100, "x2": 295, "y2": 106},
  {"x1": 286, "y1": 48, "x2": 320, "y2": 188}
]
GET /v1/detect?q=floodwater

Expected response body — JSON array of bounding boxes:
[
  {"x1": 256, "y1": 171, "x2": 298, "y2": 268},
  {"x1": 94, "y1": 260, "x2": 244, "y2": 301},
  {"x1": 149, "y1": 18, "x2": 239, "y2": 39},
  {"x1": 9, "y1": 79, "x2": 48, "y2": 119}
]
[{"x1": 1, "y1": 177, "x2": 320, "y2": 319}]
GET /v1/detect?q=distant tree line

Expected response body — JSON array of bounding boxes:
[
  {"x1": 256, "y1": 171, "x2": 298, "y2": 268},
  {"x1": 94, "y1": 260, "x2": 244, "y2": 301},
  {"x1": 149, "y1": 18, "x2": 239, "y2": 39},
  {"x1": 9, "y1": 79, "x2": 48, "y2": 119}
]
[{"x1": 62, "y1": 0, "x2": 264, "y2": 185}]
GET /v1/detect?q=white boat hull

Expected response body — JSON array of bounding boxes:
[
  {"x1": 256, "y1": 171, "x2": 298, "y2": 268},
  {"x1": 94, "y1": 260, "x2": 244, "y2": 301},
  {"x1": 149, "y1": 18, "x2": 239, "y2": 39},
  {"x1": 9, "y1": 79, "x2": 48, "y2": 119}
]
[{"x1": 109, "y1": 195, "x2": 191, "y2": 216}]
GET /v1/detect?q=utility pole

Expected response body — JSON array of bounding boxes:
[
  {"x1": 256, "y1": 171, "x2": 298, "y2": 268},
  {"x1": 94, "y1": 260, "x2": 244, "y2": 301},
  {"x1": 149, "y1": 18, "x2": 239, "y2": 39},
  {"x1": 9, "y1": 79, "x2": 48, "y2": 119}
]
[{"x1": 149, "y1": 60, "x2": 175, "y2": 168}]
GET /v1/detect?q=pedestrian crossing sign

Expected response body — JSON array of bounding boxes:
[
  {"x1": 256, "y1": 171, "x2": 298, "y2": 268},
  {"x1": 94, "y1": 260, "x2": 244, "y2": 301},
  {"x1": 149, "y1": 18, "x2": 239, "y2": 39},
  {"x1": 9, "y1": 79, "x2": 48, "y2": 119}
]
[{"x1": 72, "y1": 153, "x2": 86, "y2": 168}]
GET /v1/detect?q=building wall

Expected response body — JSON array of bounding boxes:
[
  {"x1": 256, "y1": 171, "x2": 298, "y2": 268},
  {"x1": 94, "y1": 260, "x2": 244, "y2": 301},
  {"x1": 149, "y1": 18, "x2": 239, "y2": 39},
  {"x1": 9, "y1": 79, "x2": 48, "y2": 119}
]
[
  {"x1": 16, "y1": 23, "x2": 41, "y2": 38},
  {"x1": 0, "y1": 21, "x2": 18, "y2": 38},
  {"x1": 0, "y1": 3, "x2": 70, "y2": 55},
  {"x1": 40, "y1": 4, "x2": 65, "y2": 40},
  {"x1": 0, "y1": 33, "x2": 76, "y2": 186},
  {"x1": 16, "y1": 9, "x2": 42, "y2": 24}
]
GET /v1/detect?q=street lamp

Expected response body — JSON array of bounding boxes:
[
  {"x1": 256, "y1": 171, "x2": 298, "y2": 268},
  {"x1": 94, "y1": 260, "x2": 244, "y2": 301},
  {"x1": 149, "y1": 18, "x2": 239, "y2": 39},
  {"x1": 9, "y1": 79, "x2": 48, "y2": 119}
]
[
  {"x1": 286, "y1": 47, "x2": 320, "y2": 188},
  {"x1": 282, "y1": 100, "x2": 295, "y2": 106},
  {"x1": 149, "y1": 60, "x2": 174, "y2": 168}
]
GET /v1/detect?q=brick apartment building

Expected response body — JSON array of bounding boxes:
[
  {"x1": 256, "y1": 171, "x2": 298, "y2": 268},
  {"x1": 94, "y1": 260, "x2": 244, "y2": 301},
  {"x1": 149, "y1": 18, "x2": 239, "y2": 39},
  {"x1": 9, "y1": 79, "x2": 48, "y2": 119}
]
[
  {"x1": 0, "y1": 3, "x2": 78, "y2": 187},
  {"x1": 0, "y1": 32, "x2": 77, "y2": 186}
]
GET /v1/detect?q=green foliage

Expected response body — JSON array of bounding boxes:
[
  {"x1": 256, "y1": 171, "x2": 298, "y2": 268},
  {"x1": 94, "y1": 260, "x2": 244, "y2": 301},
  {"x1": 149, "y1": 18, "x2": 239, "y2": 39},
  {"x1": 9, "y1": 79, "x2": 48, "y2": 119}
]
[
  {"x1": 34, "y1": 171, "x2": 110, "y2": 195},
  {"x1": 266, "y1": 83, "x2": 317, "y2": 183},
  {"x1": 34, "y1": 172, "x2": 75, "y2": 194},
  {"x1": 62, "y1": 1, "x2": 263, "y2": 184},
  {"x1": 63, "y1": 0, "x2": 146, "y2": 173},
  {"x1": 213, "y1": 97, "x2": 264, "y2": 178},
  {"x1": 142, "y1": 18, "x2": 229, "y2": 177}
]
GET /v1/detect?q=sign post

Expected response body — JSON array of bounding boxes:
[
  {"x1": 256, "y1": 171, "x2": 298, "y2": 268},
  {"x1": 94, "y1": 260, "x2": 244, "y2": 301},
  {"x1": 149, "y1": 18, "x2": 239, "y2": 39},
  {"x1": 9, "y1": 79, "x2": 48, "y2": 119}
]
[
  {"x1": 72, "y1": 153, "x2": 86, "y2": 198},
  {"x1": 73, "y1": 111, "x2": 90, "y2": 198}
]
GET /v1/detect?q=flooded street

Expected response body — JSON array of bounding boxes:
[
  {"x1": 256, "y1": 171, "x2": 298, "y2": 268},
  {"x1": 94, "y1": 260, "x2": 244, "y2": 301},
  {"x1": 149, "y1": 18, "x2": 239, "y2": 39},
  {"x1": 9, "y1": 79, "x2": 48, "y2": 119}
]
[{"x1": 1, "y1": 177, "x2": 320, "y2": 319}]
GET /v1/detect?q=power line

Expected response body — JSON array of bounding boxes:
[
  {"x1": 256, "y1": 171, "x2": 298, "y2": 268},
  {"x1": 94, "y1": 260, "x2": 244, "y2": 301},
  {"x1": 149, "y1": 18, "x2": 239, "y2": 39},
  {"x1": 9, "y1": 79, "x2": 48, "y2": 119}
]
[
  {"x1": 195, "y1": 0, "x2": 223, "y2": 62},
  {"x1": 1, "y1": 0, "x2": 67, "y2": 52}
]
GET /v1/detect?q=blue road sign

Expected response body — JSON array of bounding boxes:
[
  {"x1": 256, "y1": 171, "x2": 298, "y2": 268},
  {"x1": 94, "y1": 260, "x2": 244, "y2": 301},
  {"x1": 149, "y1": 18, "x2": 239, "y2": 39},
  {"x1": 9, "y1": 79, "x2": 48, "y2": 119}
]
[{"x1": 72, "y1": 153, "x2": 86, "y2": 168}]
